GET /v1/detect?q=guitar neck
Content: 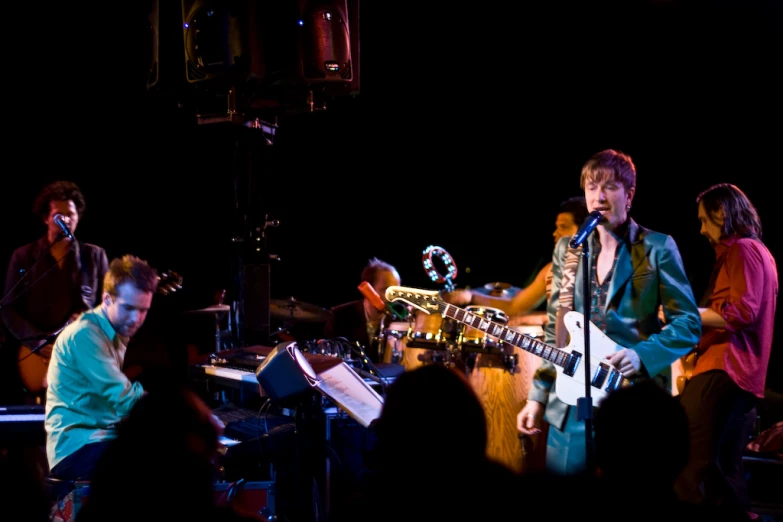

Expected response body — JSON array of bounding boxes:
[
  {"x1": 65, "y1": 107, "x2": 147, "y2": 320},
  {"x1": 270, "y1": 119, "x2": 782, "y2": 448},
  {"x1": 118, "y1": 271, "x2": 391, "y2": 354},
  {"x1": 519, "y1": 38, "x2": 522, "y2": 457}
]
[{"x1": 438, "y1": 302, "x2": 569, "y2": 368}]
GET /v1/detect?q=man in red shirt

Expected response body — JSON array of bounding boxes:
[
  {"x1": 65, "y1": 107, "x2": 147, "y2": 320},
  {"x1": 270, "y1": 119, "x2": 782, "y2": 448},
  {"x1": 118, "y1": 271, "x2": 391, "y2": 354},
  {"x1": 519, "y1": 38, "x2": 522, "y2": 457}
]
[{"x1": 676, "y1": 183, "x2": 778, "y2": 518}]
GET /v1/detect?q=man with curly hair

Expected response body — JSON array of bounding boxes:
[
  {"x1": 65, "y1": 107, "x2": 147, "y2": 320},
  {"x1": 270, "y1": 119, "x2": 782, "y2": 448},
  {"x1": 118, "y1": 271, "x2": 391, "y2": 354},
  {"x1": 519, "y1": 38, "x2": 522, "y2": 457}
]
[{"x1": 1, "y1": 180, "x2": 109, "y2": 404}]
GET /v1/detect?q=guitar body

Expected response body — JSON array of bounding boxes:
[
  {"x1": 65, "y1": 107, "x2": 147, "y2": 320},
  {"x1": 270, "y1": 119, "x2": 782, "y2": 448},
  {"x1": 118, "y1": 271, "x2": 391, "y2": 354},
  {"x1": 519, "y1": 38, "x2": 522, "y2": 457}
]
[
  {"x1": 556, "y1": 311, "x2": 623, "y2": 407},
  {"x1": 18, "y1": 342, "x2": 53, "y2": 394}
]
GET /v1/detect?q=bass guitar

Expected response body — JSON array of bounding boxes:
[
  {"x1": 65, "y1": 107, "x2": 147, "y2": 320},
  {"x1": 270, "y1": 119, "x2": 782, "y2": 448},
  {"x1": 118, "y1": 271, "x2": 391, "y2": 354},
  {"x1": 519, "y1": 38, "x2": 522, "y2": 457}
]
[
  {"x1": 16, "y1": 269, "x2": 184, "y2": 394},
  {"x1": 385, "y1": 286, "x2": 633, "y2": 407}
]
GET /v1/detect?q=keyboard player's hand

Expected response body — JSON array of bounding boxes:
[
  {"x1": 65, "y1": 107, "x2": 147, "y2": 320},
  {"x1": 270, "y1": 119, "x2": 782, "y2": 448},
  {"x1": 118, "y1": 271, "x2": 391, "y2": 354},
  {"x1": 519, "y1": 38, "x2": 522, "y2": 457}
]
[{"x1": 211, "y1": 412, "x2": 225, "y2": 434}]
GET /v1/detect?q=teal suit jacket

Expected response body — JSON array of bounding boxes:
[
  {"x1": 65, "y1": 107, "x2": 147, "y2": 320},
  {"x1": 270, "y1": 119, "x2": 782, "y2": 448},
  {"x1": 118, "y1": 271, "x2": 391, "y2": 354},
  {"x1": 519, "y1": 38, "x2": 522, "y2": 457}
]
[{"x1": 528, "y1": 219, "x2": 702, "y2": 430}]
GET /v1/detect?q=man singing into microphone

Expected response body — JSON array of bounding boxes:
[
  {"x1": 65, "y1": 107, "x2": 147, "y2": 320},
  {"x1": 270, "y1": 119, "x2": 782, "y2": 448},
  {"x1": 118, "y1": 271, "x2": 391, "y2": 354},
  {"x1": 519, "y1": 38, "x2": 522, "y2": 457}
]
[
  {"x1": 1, "y1": 180, "x2": 109, "y2": 404},
  {"x1": 322, "y1": 257, "x2": 402, "y2": 365},
  {"x1": 516, "y1": 149, "x2": 701, "y2": 477}
]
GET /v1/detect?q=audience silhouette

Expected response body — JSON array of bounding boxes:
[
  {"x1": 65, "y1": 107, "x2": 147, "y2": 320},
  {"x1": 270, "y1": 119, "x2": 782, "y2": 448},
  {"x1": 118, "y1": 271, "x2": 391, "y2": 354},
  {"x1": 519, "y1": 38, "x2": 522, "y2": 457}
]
[
  {"x1": 75, "y1": 384, "x2": 264, "y2": 522},
  {"x1": 334, "y1": 364, "x2": 521, "y2": 521},
  {"x1": 592, "y1": 379, "x2": 748, "y2": 522},
  {"x1": 0, "y1": 445, "x2": 49, "y2": 522}
]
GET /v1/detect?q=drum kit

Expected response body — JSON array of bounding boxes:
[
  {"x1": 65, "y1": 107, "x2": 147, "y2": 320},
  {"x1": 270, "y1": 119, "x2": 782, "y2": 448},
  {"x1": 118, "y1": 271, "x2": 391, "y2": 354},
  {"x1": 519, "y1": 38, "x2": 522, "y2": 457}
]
[
  {"x1": 373, "y1": 247, "x2": 544, "y2": 375},
  {"x1": 374, "y1": 303, "x2": 542, "y2": 371}
]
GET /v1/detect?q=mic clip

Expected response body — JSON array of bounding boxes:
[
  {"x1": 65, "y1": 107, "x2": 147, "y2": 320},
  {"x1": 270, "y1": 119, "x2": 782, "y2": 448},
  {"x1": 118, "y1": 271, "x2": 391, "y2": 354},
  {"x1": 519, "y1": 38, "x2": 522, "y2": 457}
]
[{"x1": 386, "y1": 303, "x2": 408, "y2": 321}]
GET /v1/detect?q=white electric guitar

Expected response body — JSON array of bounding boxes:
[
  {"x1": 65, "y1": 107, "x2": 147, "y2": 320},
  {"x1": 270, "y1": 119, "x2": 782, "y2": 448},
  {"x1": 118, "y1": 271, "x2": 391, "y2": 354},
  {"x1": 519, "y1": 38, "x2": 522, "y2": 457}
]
[{"x1": 386, "y1": 286, "x2": 633, "y2": 407}]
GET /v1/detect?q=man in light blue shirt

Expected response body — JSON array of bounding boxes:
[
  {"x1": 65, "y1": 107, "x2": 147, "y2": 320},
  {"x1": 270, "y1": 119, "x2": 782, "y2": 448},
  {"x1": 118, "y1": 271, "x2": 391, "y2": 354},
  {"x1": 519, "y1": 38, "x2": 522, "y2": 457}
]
[{"x1": 45, "y1": 255, "x2": 158, "y2": 480}]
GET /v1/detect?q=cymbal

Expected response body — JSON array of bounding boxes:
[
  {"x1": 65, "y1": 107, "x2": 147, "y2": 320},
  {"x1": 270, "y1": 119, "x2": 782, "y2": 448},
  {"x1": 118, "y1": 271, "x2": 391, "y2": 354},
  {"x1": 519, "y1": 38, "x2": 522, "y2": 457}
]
[
  {"x1": 470, "y1": 282, "x2": 522, "y2": 314},
  {"x1": 270, "y1": 298, "x2": 332, "y2": 323},
  {"x1": 184, "y1": 304, "x2": 231, "y2": 315},
  {"x1": 472, "y1": 282, "x2": 522, "y2": 299}
]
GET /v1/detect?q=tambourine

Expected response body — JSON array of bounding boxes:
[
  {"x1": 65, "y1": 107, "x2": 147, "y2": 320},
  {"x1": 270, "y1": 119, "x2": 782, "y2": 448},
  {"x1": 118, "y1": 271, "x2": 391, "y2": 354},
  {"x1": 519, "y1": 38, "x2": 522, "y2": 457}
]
[{"x1": 422, "y1": 245, "x2": 458, "y2": 291}]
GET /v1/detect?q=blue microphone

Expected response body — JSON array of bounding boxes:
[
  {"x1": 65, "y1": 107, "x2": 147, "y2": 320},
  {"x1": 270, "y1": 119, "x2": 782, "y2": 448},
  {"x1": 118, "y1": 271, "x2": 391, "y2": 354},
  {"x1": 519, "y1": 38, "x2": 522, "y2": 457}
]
[
  {"x1": 569, "y1": 210, "x2": 602, "y2": 248},
  {"x1": 53, "y1": 214, "x2": 74, "y2": 240}
]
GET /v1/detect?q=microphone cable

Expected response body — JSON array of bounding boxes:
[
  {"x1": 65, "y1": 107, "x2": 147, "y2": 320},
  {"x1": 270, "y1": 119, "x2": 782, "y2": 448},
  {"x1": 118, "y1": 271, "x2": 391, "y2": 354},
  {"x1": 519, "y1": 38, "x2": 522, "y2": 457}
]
[{"x1": 334, "y1": 337, "x2": 391, "y2": 396}]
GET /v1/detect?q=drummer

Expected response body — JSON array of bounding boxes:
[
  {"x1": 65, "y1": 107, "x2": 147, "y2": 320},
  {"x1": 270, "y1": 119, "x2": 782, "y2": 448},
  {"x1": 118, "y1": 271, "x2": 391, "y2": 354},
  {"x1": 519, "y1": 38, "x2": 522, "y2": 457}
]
[
  {"x1": 444, "y1": 196, "x2": 588, "y2": 326},
  {"x1": 321, "y1": 257, "x2": 402, "y2": 364}
]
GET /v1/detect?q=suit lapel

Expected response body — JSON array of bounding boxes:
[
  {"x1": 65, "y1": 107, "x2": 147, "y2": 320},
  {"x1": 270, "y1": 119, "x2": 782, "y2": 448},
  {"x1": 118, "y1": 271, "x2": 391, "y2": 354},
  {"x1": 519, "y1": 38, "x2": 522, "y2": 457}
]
[
  {"x1": 572, "y1": 220, "x2": 649, "y2": 311},
  {"x1": 606, "y1": 220, "x2": 649, "y2": 308}
]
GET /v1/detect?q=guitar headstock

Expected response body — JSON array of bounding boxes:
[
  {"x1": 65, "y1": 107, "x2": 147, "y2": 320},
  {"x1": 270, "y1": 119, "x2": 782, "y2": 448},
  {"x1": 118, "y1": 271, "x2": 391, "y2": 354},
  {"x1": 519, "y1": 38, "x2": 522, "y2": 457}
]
[
  {"x1": 385, "y1": 286, "x2": 443, "y2": 315},
  {"x1": 157, "y1": 269, "x2": 183, "y2": 296}
]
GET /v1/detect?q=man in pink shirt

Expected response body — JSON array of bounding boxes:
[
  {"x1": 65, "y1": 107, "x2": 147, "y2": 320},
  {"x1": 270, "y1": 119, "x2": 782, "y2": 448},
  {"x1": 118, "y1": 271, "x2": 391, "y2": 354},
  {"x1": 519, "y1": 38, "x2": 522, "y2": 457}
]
[{"x1": 676, "y1": 183, "x2": 778, "y2": 518}]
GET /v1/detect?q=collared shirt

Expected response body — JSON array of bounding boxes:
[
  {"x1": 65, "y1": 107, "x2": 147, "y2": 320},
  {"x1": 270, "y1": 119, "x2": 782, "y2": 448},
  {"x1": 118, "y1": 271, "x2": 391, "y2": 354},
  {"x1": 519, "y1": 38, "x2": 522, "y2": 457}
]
[
  {"x1": 45, "y1": 305, "x2": 145, "y2": 470},
  {"x1": 589, "y1": 239, "x2": 621, "y2": 333},
  {"x1": 2, "y1": 236, "x2": 109, "y2": 342},
  {"x1": 583, "y1": 219, "x2": 629, "y2": 336},
  {"x1": 695, "y1": 236, "x2": 778, "y2": 398}
]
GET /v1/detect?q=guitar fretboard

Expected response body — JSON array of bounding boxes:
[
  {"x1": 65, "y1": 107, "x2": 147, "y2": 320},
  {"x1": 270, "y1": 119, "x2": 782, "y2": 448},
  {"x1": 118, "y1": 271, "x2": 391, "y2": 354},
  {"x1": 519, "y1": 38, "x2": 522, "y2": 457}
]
[{"x1": 441, "y1": 303, "x2": 570, "y2": 368}]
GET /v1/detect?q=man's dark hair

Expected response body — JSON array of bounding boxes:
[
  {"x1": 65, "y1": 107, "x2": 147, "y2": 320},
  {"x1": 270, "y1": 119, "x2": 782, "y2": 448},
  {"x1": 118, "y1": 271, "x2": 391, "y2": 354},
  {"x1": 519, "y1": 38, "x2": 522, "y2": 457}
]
[
  {"x1": 559, "y1": 196, "x2": 589, "y2": 226},
  {"x1": 697, "y1": 183, "x2": 762, "y2": 241},
  {"x1": 32, "y1": 180, "x2": 86, "y2": 221}
]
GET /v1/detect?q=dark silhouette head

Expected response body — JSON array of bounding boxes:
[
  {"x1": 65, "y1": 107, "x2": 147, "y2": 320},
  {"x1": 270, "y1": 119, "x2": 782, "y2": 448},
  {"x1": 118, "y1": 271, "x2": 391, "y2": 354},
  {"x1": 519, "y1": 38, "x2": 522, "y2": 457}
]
[
  {"x1": 594, "y1": 380, "x2": 689, "y2": 487},
  {"x1": 374, "y1": 364, "x2": 487, "y2": 468},
  {"x1": 77, "y1": 386, "x2": 226, "y2": 522}
]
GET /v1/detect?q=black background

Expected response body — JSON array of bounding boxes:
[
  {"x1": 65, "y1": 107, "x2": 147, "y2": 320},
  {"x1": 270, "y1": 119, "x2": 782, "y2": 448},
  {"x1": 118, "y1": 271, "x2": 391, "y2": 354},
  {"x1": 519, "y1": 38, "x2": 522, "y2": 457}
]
[{"x1": 2, "y1": 1, "x2": 781, "y2": 389}]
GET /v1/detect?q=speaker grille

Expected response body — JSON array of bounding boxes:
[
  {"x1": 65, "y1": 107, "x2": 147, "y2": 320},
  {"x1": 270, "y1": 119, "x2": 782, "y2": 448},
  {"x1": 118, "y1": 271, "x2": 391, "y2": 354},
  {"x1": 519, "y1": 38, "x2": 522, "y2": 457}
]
[{"x1": 300, "y1": 3, "x2": 353, "y2": 83}]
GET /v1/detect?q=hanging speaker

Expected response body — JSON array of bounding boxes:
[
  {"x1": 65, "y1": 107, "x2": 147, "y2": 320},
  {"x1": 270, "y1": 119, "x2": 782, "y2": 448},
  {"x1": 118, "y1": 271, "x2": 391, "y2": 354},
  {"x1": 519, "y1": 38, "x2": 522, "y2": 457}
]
[
  {"x1": 242, "y1": 0, "x2": 360, "y2": 98},
  {"x1": 181, "y1": 0, "x2": 252, "y2": 86},
  {"x1": 146, "y1": 0, "x2": 160, "y2": 90},
  {"x1": 145, "y1": 0, "x2": 189, "y2": 95},
  {"x1": 297, "y1": 0, "x2": 353, "y2": 84},
  {"x1": 174, "y1": 0, "x2": 360, "y2": 107}
]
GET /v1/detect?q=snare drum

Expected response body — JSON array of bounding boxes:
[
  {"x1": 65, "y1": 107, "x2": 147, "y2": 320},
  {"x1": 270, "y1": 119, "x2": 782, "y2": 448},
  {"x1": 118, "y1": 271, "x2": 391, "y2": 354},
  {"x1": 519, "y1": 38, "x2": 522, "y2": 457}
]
[
  {"x1": 380, "y1": 321, "x2": 411, "y2": 364},
  {"x1": 460, "y1": 306, "x2": 509, "y2": 353}
]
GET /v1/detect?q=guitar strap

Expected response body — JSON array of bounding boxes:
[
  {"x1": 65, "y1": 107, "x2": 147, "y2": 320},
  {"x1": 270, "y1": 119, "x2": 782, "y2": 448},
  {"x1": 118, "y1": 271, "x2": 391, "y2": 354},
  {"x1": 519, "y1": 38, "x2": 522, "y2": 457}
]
[
  {"x1": 555, "y1": 244, "x2": 582, "y2": 348},
  {"x1": 699, "y1": 250, "x2": 726, "y2": 307},
  {"x1": 77, "y1": 242, "x2": 96, "y2": 310}
]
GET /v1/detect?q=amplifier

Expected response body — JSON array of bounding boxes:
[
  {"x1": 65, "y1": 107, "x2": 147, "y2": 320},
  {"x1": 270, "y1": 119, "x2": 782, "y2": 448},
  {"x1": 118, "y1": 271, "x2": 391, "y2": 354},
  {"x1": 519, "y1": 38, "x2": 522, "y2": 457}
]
[{"x1": 214, "y1": 480, "x2": 275, "y2": 519}]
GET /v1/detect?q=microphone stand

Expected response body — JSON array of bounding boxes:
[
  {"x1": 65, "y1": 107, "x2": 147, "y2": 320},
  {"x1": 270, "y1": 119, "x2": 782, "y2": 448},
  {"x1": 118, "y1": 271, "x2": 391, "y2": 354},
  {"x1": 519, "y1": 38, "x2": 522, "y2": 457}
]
[{"x1": 576, "y1": 240, "x2": 594, "y2": 475}]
